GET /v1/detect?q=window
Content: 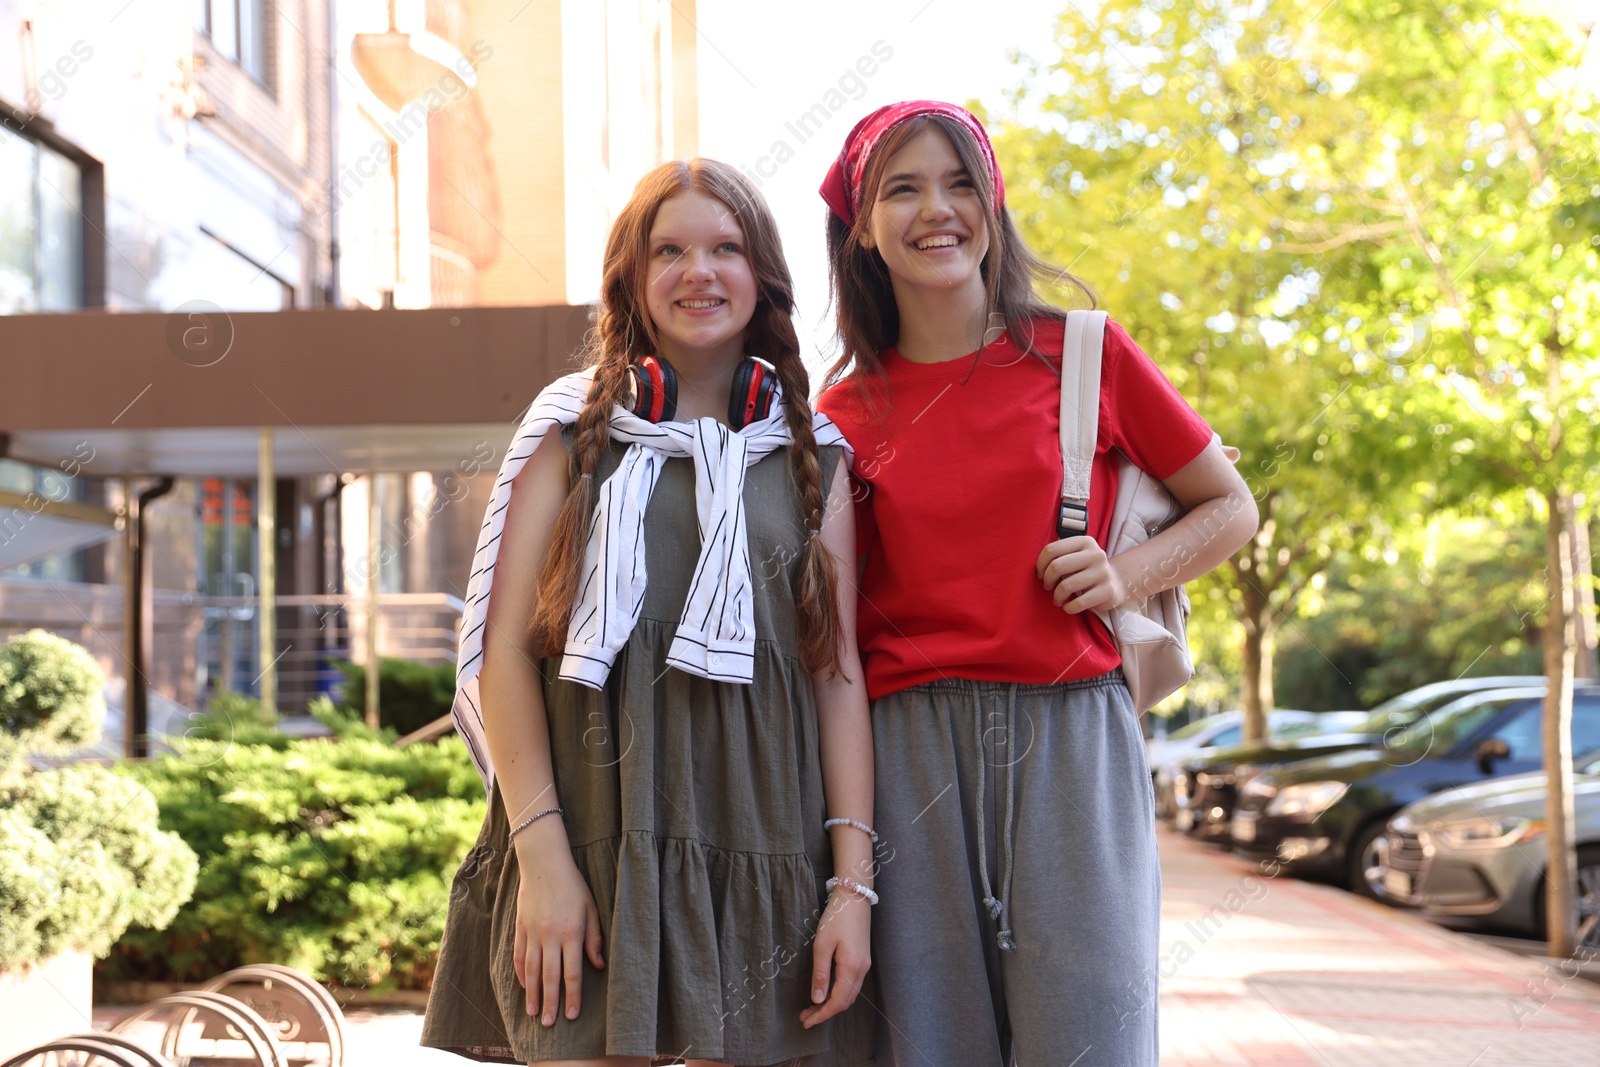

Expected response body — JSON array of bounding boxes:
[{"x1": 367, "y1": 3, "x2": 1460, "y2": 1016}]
[
  {"x1": 1169, "y1": 716, "x2": 1225, "y2": 741},
  {"x1": 1390, "y1": 694, "x2": 1520, "y2": 753},
  {"x1": 1357, "y1": 688, "x2": 1471, "y2": 734},
  {"x1": 1209, "y1": 725, "x2": 1242, "y2": 748},
  {"x1": 1570, "y1": 697, "x2": 1600, "y2": 760},
  {"x1": 1489, "y1": 704, "x2": 1543, "y2": 762},
  {"x1": 0, "y1": 123, "x2": 82, "y2": 312},
  {"x1": 0, "y1": 459, "x2": 88, "y2": 582},
  {"x1": 198, "y1": 477, "x2": 259, "y2": 700},
  {"x1": 196, "y1": 0, "x2": 270, "y2": 86},
  {"x1": 1484, "y1": 696, "x2": 1600, "y2": 763},
  {"x1": 191, "y1": 229, "x2": 294, "y2": 310}
]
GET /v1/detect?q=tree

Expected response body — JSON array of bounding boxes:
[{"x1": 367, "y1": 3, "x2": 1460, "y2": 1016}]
[
  {"x1": 988, "y1": 0, "x2": 1459, "y2": 739},
  {"x1": 1272, "y1": 0, "x2": 1599, "y2": 955},
  {"x1": 996, "y1": 0, "x2": 1600, "y2": 954},
  {"x1": 1275, "y1": 512, "x2": 1547, "y2": 711}
]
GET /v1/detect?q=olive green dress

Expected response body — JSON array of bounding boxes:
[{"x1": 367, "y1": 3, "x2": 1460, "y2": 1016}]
[{"x1": 422, "y1": 429, "x2": 876, "y2": 1066}]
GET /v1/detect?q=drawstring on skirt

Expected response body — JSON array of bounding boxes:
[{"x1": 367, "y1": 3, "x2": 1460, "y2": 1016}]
[{"x1": 973, "y1": 686, "x2": 1021, "y2": 952}]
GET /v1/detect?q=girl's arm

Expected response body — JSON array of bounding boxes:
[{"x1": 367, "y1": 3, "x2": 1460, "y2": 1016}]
[
  {"x1": 800, "y1": 458, "x2": 875, "y2": 1029},
  {"x1": 478, "y1": 431, "x2": 605, "y2": 1027},
  {"x1": 1038, "y1": 436, "x2": 1260, "y2": 612}
]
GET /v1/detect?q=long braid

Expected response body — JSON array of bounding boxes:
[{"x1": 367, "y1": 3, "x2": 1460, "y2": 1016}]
[
  {"x1": 770, "y1": 350, "x2": 845, "y2": 679},
  {"x1": 527, "y1": 311, "x2": 633, "y2": 656},
  {"x1": 722, "y1": 162, "x2": 847, "y2": 680}
]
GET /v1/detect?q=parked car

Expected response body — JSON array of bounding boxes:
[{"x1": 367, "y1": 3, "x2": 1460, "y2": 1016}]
[
  {"x1": 1151, "y1": 709, "x2": 1324, "y2": 820},
  {"x1": 1313, "y1": 710, "x2": 1372, "y2": 734},
  {"x1": 1166, "y1": 676, "x2": 1543, "y2": 840},
  {"x1": 1380, "y1": 750, "x2": 1600, "y2": 948},
  {"x1": 1149, "y1": 709, "x2": 1317, "y2": 774},
  {"x1": 1230, "y1": 683, "x2": 1600, "y2": 899}
]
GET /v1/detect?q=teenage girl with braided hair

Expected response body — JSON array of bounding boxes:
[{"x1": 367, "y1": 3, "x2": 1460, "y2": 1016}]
[
  {"x1": 423, "y1": 159, "x2": 877, "y2": 1067},
  {"x1": 816, "y1": 103, "x2": 1259, "y2": 1066}
]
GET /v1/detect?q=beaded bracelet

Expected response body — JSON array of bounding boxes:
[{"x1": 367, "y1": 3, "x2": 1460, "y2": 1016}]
[
  {"x1": 823, "y1": 817, "x2": 879, "y2": 843},
  {"x1": 507, "y1": 806, "x2": 564, "y2": 845},
  {"x1": 826, "y1": 876, "x2": 879, "y2": 906}
]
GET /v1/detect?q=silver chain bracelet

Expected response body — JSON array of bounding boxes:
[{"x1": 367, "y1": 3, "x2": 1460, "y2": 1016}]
[{"x1": 507, "y1": 806, "x2": 564, "y2": 845}]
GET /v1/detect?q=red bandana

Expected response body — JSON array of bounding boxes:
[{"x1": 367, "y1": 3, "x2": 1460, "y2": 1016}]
[{"x1": 820, "y1": 100, "x2": 1005, "y2": 225}]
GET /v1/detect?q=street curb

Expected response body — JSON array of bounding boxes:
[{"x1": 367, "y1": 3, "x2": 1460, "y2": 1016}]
[{"x1": 1455, "y1": 931, "x2": 1600, "y2": 981}]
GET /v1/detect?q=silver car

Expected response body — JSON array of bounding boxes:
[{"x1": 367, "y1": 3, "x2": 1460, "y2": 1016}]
[{"x1": 1380, "y1": 750, "x2": 1600, "y2": 947}]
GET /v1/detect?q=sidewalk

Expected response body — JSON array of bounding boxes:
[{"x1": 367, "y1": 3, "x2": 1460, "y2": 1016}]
[
  {"x1": 1155, "y1": 823, "x2": 1600, "y2": 1066},
  {"x1": 89, "y1": 826, "x2": 1600, "y2": 1066}
]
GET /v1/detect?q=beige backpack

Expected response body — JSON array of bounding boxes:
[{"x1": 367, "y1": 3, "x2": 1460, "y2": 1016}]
[{"x1": 1057, "y1": 310, "x2": 1237, "y2": 713}]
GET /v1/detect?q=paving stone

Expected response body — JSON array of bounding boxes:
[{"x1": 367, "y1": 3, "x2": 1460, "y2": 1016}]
[{"x1": 1156, "y1": 825, "x2": 1600, "y2": 1066}]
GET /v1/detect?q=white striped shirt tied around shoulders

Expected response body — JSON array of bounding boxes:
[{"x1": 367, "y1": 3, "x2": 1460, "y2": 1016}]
[{"x1": 451, "y1": 367, "x2": 853, "y2": 790}]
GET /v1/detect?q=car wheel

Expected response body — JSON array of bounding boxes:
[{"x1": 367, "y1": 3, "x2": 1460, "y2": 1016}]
[
  {"x1": 1347, "y1": 820, "x2": 1390, "y2": 901},
  {"x1": 1579, "y1": 846, "x2": 1600, "y2": 953},
  {"x1": 1533, "y1": 845, "x2": 1600, "y2": 948}
]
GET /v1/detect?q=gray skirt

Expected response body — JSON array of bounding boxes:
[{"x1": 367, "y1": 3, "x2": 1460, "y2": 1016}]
[
  {"x1": 419, "y1": 620, "x2": 877, "y2": 1066},
  {"x1": 867, "y1": 671, "x2": 1159, "y2": 1067}
]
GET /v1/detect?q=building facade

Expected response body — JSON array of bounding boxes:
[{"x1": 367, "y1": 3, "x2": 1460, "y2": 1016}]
[{"x1": 1, "y1": 0, "x2": 698, "y2": 740}]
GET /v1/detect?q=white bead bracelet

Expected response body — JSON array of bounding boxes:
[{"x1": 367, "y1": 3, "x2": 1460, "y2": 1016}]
[
  {"x1": 824, "y1": 817, "x2": 879, "y2": 843},
  {"x1": 826, "y1": 876, "x2": 879, "y2": 906}
]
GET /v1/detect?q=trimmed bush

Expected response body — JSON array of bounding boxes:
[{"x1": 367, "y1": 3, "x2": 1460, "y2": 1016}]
[
  {"x1": 0, "y1": 629, "x2": 106, "y2": 762},
  {"x1": 185, "y1": 691, "x2": 305, "y2": 751},
  {"x1": 333, "y1": 658, "x2": 456, "y2": 737},
  {"x1": 0, "y1": 630, "x2": 197, "y2": 973},
  {"x1": 103, "y1": 698, "x2": 485, "y2": 991},
  {"x1": 0, "y1": 766, "x2": 198, "y2": 968}
]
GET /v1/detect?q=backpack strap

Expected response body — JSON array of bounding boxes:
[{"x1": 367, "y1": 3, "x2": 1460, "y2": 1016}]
[{"x1": 1058, "y1": 310, "x2": 1109, "y2": 538}]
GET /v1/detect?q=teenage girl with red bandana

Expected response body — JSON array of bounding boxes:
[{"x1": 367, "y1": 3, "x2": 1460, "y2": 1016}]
[{"x1": 817, "y1": 102, "x2": 1259, "y2": 1067}]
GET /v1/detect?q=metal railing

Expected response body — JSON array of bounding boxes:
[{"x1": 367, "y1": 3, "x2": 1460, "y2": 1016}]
[
  {"x1": 0, "y1": 578, "x2": 464, "y2": 719},
  {"x1": 185, "y1": 591, "x2": 465, "y2": 714}
]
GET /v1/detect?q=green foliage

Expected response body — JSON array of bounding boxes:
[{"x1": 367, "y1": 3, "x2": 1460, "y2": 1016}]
[
  {"x1": 181, "y1": 692, "x2": 400, "y2": 749},
  {"x1": 306, "y1": 695, "x2": 400, "y2": 743},
  {"x1": 333, "y1": 658, "x2": 456, "y2": 737},
  {"x1": 0, "y1": 631, "x2": 196, "y2": 972},
  {"x1": 993, "y1": 0, "x2": 1600, "y2": 718},
  {"x1": 0, "y1": 628, "x2": 106, "y2": 760},
  {"x1": 184, "y1": 691, "x2": 297, "y2": 750},
  {"x1": 103, "y1": 705, "x2": 485, "y2": 991},
  {"x1": 1276, "y1": 513, "x2": 1549, "y2": 709},
  {"x1": 0, "y1": 766, "x2": 199, "y2": 970}
]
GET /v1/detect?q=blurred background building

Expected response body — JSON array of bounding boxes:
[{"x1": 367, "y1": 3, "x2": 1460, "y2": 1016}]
[{"x1": 0, "y1": 0, "x2": 699, "y2": 746}]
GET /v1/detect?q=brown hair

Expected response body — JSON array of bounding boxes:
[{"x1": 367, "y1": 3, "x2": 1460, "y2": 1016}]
[
  {"x1": 528, "y1": 159, "x2": 844, "y2": 677},
  {"x1": 822, "y1": 113, "x2": 1096, "y2": 397}
]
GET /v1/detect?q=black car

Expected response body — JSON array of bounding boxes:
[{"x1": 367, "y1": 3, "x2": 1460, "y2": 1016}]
[
  {"x1": 1230, "y1": 683, "x2": 1600, "y2": 899},
  {"x1": 1170, "y1": 675, "x2": 1542, "y2": 844}
]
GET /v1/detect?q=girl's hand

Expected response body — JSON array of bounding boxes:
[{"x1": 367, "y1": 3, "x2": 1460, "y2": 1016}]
[
  {"x1": 800, "y1": 889, "x2": 871, "y2": 1029},
  {"x1": 1036, "y1": 535, "x2": 1129, "y2": 614},
  {"x1": 512, "y1": 824, "x2": 604, "y2": 1027}
]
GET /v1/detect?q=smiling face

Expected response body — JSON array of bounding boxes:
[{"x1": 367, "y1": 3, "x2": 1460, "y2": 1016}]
[
  {"x1": 643, "y1": 188, "x2": 759, "y2": 368},
  {"x1": 860, "y1": 125, "x2": 992, "y2": 299}
]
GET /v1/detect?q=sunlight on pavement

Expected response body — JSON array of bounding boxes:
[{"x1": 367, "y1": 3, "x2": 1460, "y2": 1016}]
[{"x1": 1156, "y1": 826, "x2": 1600, "y2": 1067}]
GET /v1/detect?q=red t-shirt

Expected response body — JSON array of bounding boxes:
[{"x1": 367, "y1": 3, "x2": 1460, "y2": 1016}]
[{"x1": 818, "y1": 316, "x2": 1213, "y2": 702}]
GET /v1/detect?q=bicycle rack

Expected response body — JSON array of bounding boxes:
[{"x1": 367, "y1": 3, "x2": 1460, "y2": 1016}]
[
  {"x1": 109, "y1": 992, "x2": 286, "y2": 1067},
  {"x1": 5, "y1": 965, "x2": 345, "y2": 1067},
  {"x1": 0, "y1": 1033, "x2": 173, "y2": 1067},
  {"x1": 200, "y1": 966, "x2": 344, "y2": 1067}
]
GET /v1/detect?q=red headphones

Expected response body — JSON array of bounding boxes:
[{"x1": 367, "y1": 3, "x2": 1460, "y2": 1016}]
[{"x1": 624, "y1": 355, "x2": 777, "y2": 429}]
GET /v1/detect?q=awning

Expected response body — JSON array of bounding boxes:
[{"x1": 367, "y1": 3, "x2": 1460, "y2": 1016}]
[
  {"x1": 0, "y1": 303, "x2": 590, "y2": 476},
  {"x1": 0, "y1": 490, "x2": 121, "y2": 569}
]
